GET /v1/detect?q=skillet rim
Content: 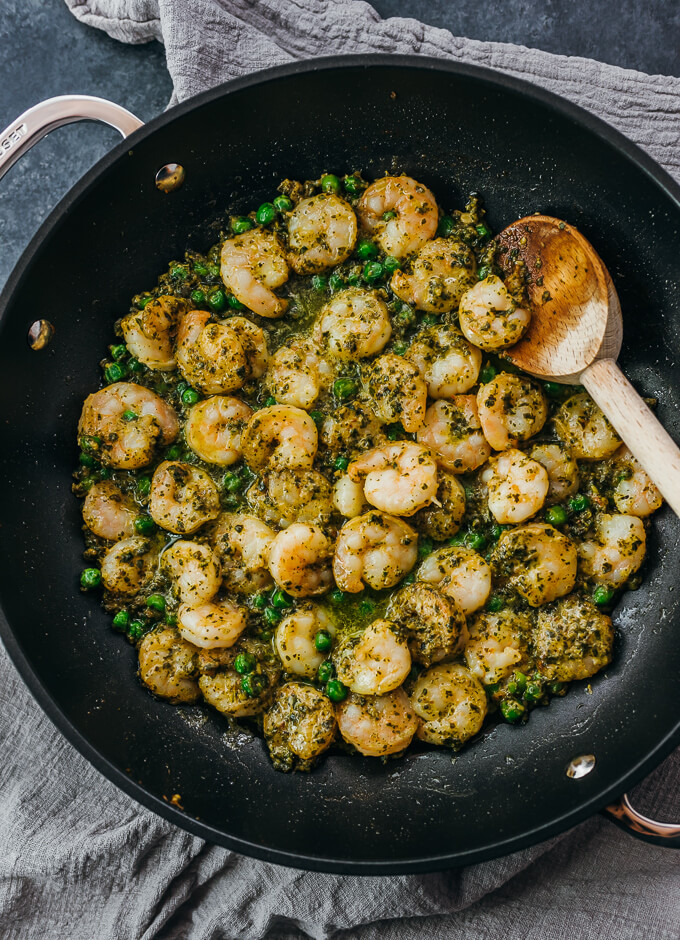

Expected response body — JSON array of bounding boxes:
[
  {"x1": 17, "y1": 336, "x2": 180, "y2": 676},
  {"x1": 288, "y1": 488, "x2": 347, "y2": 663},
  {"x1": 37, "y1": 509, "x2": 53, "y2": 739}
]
[{"x1": 0, "y1": 53, "x2": 679, "y2": 874}]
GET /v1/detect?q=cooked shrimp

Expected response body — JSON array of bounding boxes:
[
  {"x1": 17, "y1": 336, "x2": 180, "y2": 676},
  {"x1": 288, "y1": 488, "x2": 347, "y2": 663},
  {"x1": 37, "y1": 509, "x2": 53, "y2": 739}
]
[
  {"x1": 247, "y1": 469, "x2": 333, "y2": 529},
  {"x1": 458, "y1": 275, "x2": 531, "y2": 350},
  {"x1": 356, "y1": 176, "x2": 438, "y2": 258},
  {"x1": 264, "y1": 682, "x2": 337, "y2": 771},
  {"x1": 78, "y1": 382, "x2": 179, "y2": 469},
  {"x1": 417, "y1": 545, "x2": 491, "y2": 616},
  {"x1": 391, "y1": 238, "x2": 477, "y2": 312},
  {"x1": 333, "y1": 511, "x2": 418, "y2": 593},
  {"x1": 264, "y1": 338, "x2": 332, "y2": 410},
  {"x1": 149, "y1": 461, "x2": 221, "y2": 534},
  {"x1": 476, "y1": 373, "x2": 548, "y2": 451},
  {"x1": 214, "y1": 512, "x2": 275, "y2": 594},
  {"x1": 493, "y1": 523, "x2": 577, "y2": 606},
  {"x1": 82, "y1": 481, "x2": 136, "y2": 541},
  {"x1": 275, "y1": 604, "x2": 336, "y2": 678},
  {"x1": 389, "y1": 582, "x2": 467, "y2": 666},
  {"x1": 138, "y1": 628, "x2": 200, "y2": 703},
  {"x1": 336, "y1": 688, "x2": 418, "y2": 757},
  {"x1": 161, "y1": 540, "x2": 221, "y2": 606},
  {"x1": 348, "y1": 441, "x2": 438, "y2": 517},
  {"x1": 334, "y1": 619, "x2": 411, "y2": 695},
  {"x1": 579, "y1": 512, "x2": 646, "y2": 588},
  {"x1": 417, "y1": 396, "x2": 491, "y2": 473},
  {"x1": 178, "y1": 598, "x2": 247, "y2": 649},
  {"x1": 200, "y1": 664, "x2": 276, "y2": 717},
  {"x1": 553, "y1": 392, "x2": 621, "y2": 459},
  {"x1": 332, "y1": 474, "x2": 369, "y2": 519},
  {"x1": 530, "y1": 442, "x2": 580, "y2": 505},
  {"x1": 220, "y1": 228, "x2": 289, "y2": 318},
  {"x1": 224, "y1": 316, "x2": 269, "y2": 380},
  {"x1": 314, "y1": 288, "x2": 392, "y2": 360},
  {"x1": 362, "y1": 354, "x2": 427, "y2": 433},
  {"x1": 411, "y1": 663, "x2": 487, "y2": 746},
  {"x1": 175, "y1": 310, "x2": 247, "y2": 394},
  {"x1": 534, "y1": 594, "x2": 614, "y2": 682},
  {"x1": 464, "y1": 609, "x2": 531, "y2": 685},
  {"x1": 241, "y1": 405, "x2": 318, "y2": 472},
  {"x1": 100, "y1": 536, "x2": 156, "y2": 595},
  {"x1": 412, "y1": 470, "x2": 466, "y2": 540},
  {"x1": 185, "y1": 396, "x2": 253, "y2": 465},
  {"x1": 613, "y1": 446, "x2": 663, "y2": 517},
  {"x1": 405, "y1": 324, "x2": 482, "y2": 398},
  {"x1": 268, "y1": 522, "x2": 333, "y2": 597},
  {"x1": 321, "y1": 401, "x2": 387, "y2": 458},
  {"x1": 287, "y1": 193, "x2": 357, "y2": 274},
  {"x1": 120, "y1": 295, "x2": 187, "y2": 371},
  {"x1": 483, "y1": 449, "x2": 549, "y2": 524}
]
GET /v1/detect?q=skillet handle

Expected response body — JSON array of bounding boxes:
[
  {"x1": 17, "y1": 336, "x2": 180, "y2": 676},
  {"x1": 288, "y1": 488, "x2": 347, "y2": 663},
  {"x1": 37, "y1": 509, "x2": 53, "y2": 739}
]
[
  {"x1": 603, "y1": 794, "x2": 680, "y2": 847},
  {"x1": 0, "y1": 95, "x2": 143, "y2": 181}
]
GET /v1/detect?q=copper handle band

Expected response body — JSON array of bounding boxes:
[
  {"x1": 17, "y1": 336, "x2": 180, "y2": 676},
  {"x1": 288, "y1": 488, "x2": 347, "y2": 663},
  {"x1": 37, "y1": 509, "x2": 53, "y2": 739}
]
[{"x1": 603, "y1": 793, "x2": 680, "y2": 846}]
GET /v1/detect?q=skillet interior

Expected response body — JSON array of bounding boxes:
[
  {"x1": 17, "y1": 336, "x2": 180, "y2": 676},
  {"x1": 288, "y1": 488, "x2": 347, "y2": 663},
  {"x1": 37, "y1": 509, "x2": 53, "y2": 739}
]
[{"x1": 0, "y1": 57, "x2": 679, "y2": 874}]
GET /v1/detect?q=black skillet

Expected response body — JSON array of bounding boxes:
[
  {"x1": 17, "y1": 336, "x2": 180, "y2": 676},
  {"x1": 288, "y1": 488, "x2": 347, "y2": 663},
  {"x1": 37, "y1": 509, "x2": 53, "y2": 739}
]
[{"x1": 0, "y1": 56, "x2": 678, "y2": 874}]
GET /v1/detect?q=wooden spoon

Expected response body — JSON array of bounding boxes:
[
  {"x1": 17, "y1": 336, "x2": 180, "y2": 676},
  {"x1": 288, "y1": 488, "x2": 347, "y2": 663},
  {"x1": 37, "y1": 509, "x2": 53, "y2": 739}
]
[{"x1": 496, "y1": 214, "x2": 680, "y2": 516}]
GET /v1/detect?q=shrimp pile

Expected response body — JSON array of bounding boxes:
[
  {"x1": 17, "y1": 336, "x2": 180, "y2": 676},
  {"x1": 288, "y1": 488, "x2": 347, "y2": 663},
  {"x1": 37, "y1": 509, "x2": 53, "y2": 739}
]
[{"x1": 74, "y1": 173, "x2": 663, "y2": 774}]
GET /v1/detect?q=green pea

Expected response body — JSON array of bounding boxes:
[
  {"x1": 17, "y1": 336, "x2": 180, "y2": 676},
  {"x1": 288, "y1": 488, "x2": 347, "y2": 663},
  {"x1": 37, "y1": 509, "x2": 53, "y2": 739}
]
[
  {"x1": 524, "y1": 682, "x2": 543, "y2": 704},
  {"x1": 570, "y1": 494, "x2": 591, "y2": 512},
  {"x1": 317, "y1": 661, "x2": 334, "y2": 683},
  {"x1": 104, "y1": 362, "x2": 127, "y2": 383},
  {"x1": 490, "y1": 524, "x2": 503, "y2": 542},
  {"x1": 190, "y1": 289, "x2": 206, "y2": 305},
  {"x1": 593, "y1": 584, "x2": 615, "y2": 606},
  {"x1": 359, "y1": 599, "x2": 375, "y2": 616},
  {"x1": 382, "y1": 210, "x2": 397, "y2": 221},
  {"x1": 137, "y1": 476, "x2": 151, "y2": 497},
  {"x1": 121, "y1": 410, "x2": 136, "y2": 423},
  {"x1": 334, "y1": 377, "x2": 358, "y2": 401},
  {"x1": 171, "y1": 264, "x2": 188, "y2": 279},
  {"x1": 193, "y1": 262, "x2": 209, "y2": 276},
  {"x1": 343, "y1": 175, "x2": 363, "y2": 195},
  {"x1": 127, "y1": 357, "x2": 143, "y2": 374},
  {"x1": 264, "y1": 606, "x2": 282, "y2": 627},
  {"x1": 476, "y1": 221, "x2": 492, "y2": 239},
  {"x1": 127, "y1": 620, "x2": 145, "y2": 642},
  {"x1": 545, "y1": 505, "x2": 568, "y2": 526},
  {"x1": 392, "y1": 342, "x2": 407, "y2": 355},
  {"x1": 309, "y1": 411, "x2": 324, "y2": 427},
  {"x1": 401, "y1": 572, "x2": 416, "y2": 586},
  {"x1": 356, "y1": 239, "x2": 378, "y2": 260},
  {"x1": 386, "y1": 424, "x2": 402, "y2": 441},
  {"x1": 256, "y1": 202, "x2": 276, "y2": 225},
  {"x1": 80, "y1": 435, "x2": 101, "y2": 456},
  {"x1": 134, "y1": 515, "x2": 155, "y2": 535},
  {"x1": 418, "y1": 537, "x2": 434, "y2": 559},
  {"x1": 328, "y1": 588, "x2": 345, "y2": 605},
  {"x1": 208, "y1": 288, "x2": 227, "y2": 311},
  {"x1": 485, "y1": 681, "x2": 501, "y2": 696},
  {"x1": 112, "y1": 610, "x2": 130, "y2": 632},
  {"x1": 347, "y1": 272, "x2": 362, "y2": 287},
  {"x1": 165, "y1": 613, "x2": 177, "y2": 627},
  {"x1": 234, "y1": 652, "x2": 256, "y2": 675},
  {"x1": 232, "y1": 216, "x2": 254, "y2": 234},
  {"x1": 109, "y1": 343, "x2": 127, "y2": 361},
  {"x1": 437, "y1": 215, "x2": 454, "y2": 237},
  {"x1": 207, "y1": 263, "x2": 220, "y2": 278},
  {"x1": 477, "y1": 265, "x2": 490, "y2": 281},
  {"x1": 146, "y1": 594, "x2": 166, "y2": 612},
  {"x1": 273, "y1": 194, "x2": 293, "y2": 212},
  {"x1": 500, "y1": 698, "x2": 525, "y2": 723},
  {"x1": 479, "y1": 363, "x2": 497, "y2": 384},
  {"x1": 363, "y1": 261, "x2": 383, "y2": 282},
  {"x1": 252, "y1": 592, "x2": 267, "y2": 610},
  {"x1": 320, "y1": 173, "x2": 341, "y2": 194},
  {"x1": 136, "y1": 295, "x2": 153, "y2": 309},
  {"x1": 271, "y1": 588, "x2": 293, "y2": 610},
  {"x1": 421, "y1": 314, "x2": 437, "y2": 327},
  {"x1": 98, "y1": 467, "x2": 112, "y2": 480},
  {"x1": 397, "y1": 304, "x2": 416, "y2": 326},
  {"x1": 80, "y1": 568, "x2": 101, "y2": 590},
  {"x1": 467, "y1": 531, "x2": 487, "y2": 552},
  {"x1": 165, "y1": 444, "x2": 183, "y2": 461},
  {"x1": 383, "y1": 255, "x2": 400, "y2": 273},
  {"x1": 550, "y1": 680, "x2": 567, "y2": 696},
  {"x1": 79, "y1": 452, "x2": 96, "y2": 469},
  {"x1": 314, "y1": 630, "x2": 333, "y2": 653},
  {"x1": 242, "y1": 673, "x2": 268, "y2": 697},
  {"x1": 449, "y1": 531, "x2": 467, "y2": 546},
  {"x1": 507, "y1": 671, "x2": 527, "y2": 696},
  {"x1": 543, "y1": 381, "x2": 564, "y2": 398},
  {"x1": 182, "y1": 388, "x2": 201, "y2": 405},
  {"x1": 326, "y1": 679, "x2": 348, "y2": 702},
  {"x1": 311, "y1": 274, "x2": 328, "y2": 292},
  {"x1": 264, "y1": 396, "x2": 277, "y2": 407},
  {"x1": 228, "y1": 294, "x2": 246, "y2": 310},
  {"x1": 328, "y1": 272, "x2": 345, "y2": 292},
  {"x1": 334, "y1": 456, "x2": 349, "y2": 471},
  {"x1": 487, "y1": 595, "x2": 504, "y2": 612}
]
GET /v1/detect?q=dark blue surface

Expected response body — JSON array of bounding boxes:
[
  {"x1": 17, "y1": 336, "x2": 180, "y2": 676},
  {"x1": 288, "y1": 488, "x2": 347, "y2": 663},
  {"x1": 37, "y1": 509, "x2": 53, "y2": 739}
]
[{"x1": 0, "y1": 0, "x2": 677, "y2": 289}]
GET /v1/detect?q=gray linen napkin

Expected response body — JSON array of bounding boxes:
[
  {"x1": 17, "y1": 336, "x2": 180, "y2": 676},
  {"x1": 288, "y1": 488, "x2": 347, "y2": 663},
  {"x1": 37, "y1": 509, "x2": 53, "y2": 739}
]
[{"x1": 0, "y1": 1, "x2": 675, "y2": 937}]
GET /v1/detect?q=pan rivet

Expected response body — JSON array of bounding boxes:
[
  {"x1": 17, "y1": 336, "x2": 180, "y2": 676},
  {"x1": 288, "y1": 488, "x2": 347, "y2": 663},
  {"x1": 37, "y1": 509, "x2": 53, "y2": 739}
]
[
  {"x1": 566, "y1": 754, "x2": 596, "y2": 779},
  {"x1": 27, "y1": 319, "x2": 54, "y2": 350},
  {"x1": 155, "y1": 163, "x2": 185, "y2": 193}
]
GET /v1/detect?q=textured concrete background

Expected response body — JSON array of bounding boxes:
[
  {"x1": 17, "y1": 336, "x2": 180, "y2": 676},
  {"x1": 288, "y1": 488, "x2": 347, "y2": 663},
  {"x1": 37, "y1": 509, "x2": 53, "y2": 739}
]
[{"x1": 1, "y1": 0, "x2": 678, "y2": 290}]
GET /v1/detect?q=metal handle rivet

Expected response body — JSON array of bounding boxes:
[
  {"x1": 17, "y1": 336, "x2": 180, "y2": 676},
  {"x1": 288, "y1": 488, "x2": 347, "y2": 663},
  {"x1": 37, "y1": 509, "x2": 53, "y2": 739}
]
[
  {"x1": 156, "y1": 163, "x2": 185, "y2": 193},
  {"x1": 27, "y1": 319, "x2": 54, "y2": 350},
  {"x1": 566, "y1": 754, "x2": 596, "y2": 778}
]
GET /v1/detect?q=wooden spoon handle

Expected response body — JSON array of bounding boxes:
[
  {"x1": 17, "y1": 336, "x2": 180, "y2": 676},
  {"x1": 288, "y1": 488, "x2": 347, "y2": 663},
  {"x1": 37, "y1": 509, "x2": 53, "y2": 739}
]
[{"x1": 581, "y1": 358, "x2": 680, "y2": 516}]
